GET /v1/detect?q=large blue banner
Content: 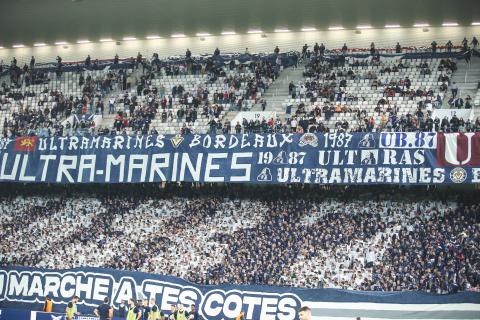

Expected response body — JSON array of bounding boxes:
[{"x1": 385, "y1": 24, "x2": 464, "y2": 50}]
[
  {"x1": 0, "y1": 267, "x2": 479, "y2": 320},
  {"x1": 1, "y1": 132, "x2": 480, "y2": 184},
  {"x1": 0, "y1": 308, "x2": 121, "y2": 320}
]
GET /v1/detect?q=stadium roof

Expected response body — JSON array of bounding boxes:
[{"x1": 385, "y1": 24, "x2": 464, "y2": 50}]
[{"x1": 1, "y1": 0, "x2": 479, "y2": 46}]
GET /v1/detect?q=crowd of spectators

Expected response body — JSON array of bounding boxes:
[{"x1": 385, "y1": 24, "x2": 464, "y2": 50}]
[
  {"x1": 216, "y1": 112, "x2": 480, "y2": 135},
  {"x1": 0, "y1": 58, "x2": 125, "y2": 137},
  {"x1": 4, "y1": 111, "x2": 480, "y2": 137},
  {"x1": 1, "y1": 38, "x2": 479, "y2": 138},
  {"x1": 281, "y1": 44, "x2": 480, "y2": 134},
  {"x1": 102, "y1": 54, "x2": 279, "y2": 135},
  {"x1": 1, "y1": 48, "x2": 284, "y2": 137},
  {"x1": 1, "y1": 184, "x2": 478, "y2": 294},
  {"x1": 119, "y1": 55, "x2": 279, "y2": 134}
]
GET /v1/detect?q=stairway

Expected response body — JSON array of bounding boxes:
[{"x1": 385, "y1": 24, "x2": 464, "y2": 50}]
[
  {"x1": 95, "y1": 68, "x2": 143, "y2": 130},
  {"x1": 221, "y1": 63, "x2": 305, "y2": 125},
  {"x1": 95, "y1": 91, "x2": 125, "y2": 130},
  {"x1": 449, "y1": 56, "x2": 480, "y2": 102},
  {"x1": 250, "y1": 62, "x2": 306, "y2": 119}
]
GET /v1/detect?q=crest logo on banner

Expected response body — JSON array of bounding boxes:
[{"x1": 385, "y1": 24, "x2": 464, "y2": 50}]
[
  {"x1": 170, "y1": 135, "x2": 184, "y2": 148},
  {"x1": 257, "y1": 168, "x2": 273, "y2": 182},
  {"x1": 299, "y1": 133, "x2": 318, "y2": 147},
  {"x1": 14, "y1": 137, "x2": 38, "y2": 152},
  {"x1": 358, "y1": 133, "x2": 376, "y2": 148},
  {"x1": 450, "y1": 167, "x2": 467, "y2": 183},
  {"x1": 361, "y1": 150, "x2": 378, "y2": 165}
]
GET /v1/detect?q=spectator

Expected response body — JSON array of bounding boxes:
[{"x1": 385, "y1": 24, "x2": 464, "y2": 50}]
[
  {"x1": 1, "y1": 185, "x2": 478, "y2": 293},
  {"x1": 94, "y1": 297, "x2": 113, "y2": 320},
  {"x1": 235, "y1": 311, "x2": 245, "y2": 320},
  {"x1": 395, "y1": 42, "x2": 401, "y2": 53},
  {"x1": 462, "y1": 37, "x2": 468, "y2": 51},
  {"x1": 42, "y1": 295, "x2": 53, "y2": 312},
  {"x1": 299, "y1": 306, "x2": 312, "y2": 320},
  {"x1": 472, "y1": 36, "x2": 479, "y2": 49},
  {"x1": 188, "y1": 305, "x2": 198, "y2": 320},
  {"x1": 172, "y1": 304, "x2": 189, "y2": 320},
  {"x1": 451, "y1": 82, "x2": 458, "y2": 98},
  {"x1": 127, "y1": 298, "x2": 140, "y2": 320},
  {"x1": 118, "y1": 300, "x2": 128, "y2": 319},
  {"x1": 66, "y1": 296, "x2": 80, "y2": 320},
  {"x1": 446, "y1": 40, "x2": 453, "y2": 52}
]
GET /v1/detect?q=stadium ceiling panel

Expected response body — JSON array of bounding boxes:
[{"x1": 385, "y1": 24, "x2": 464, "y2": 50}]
[{"x1": 0, "y1": 0, "x2": 478, "y2": 46}]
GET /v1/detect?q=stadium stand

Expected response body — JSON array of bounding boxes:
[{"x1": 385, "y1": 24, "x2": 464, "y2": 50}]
[
  {"x1": 1, "y1": 35, "x2": 480, "y2": 320},
  {"x1": 1, "y1": 185, "x2": 478, "y2": 294},
  {"x1": 103, "y1": 58, "x2": 279, "y2": 135},
  {"x1": 278, "y1": 54, "x2": 476, "y2": 133},
  {"x1": 2, "y1": 43, "x2": 479, "y2": 138},
  {"x1": 0, "y1": 66, "x2": 124, "y2": 136},
  {"x1": 1, "y1": 52, "x2": 291, "y2": 137}
]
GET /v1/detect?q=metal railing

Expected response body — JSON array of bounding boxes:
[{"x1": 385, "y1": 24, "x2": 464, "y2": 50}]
[{"x1": 465, "y1": 57, "x2": 471, "y2": 84}]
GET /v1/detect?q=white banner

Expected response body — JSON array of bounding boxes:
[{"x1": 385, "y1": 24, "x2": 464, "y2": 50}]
[
  {"x1": 230, "y1": 111, "x2": 277, "y2": 126},
  {"x1": 432, "y1": 109, "x2": 474, "y2": 121}
]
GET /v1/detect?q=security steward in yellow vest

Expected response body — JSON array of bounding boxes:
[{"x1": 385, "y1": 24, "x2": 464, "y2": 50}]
[
  {"x1": 127, "y1": 298, "x2": 141, "y2": 320},
  {"x1": 172, "y1": 304, "x2": 189, "y2": 320},
  {"x1": 65, "y1": 295, "x2": 80, "y2": 320},
  {"x1": 148, "y1": 298, "x2": 162, "y2": 320}
]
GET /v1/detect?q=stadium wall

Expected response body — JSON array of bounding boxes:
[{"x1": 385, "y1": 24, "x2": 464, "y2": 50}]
[{"x1": 0, "y1": 26, "x2": 479, "y2": 66}]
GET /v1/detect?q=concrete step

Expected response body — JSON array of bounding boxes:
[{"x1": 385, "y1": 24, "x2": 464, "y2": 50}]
[
  {"x1": 458, "y1": 84, "x2": 479, "y2": 90},
  {"x1": 263, "y1": 98, "x2": 291, "y2": 102},
  {"x1": 221, "y1": 111, "x2": 239, "y2": 123},
  {"x1": 264, "y1": 91, "x2": 289, "y2": 95}
]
